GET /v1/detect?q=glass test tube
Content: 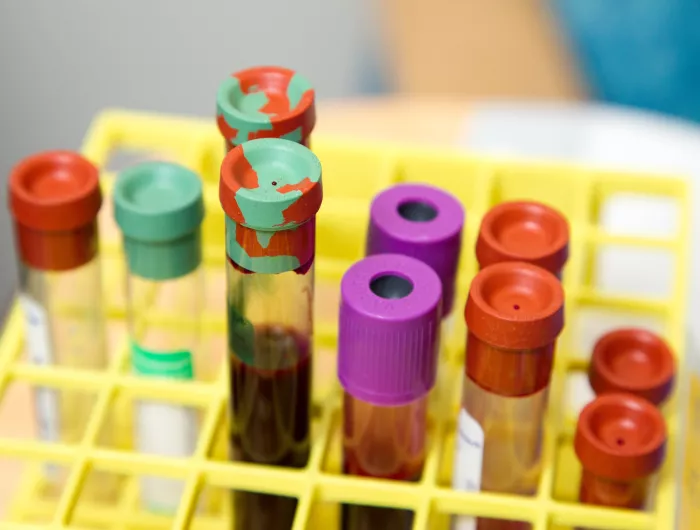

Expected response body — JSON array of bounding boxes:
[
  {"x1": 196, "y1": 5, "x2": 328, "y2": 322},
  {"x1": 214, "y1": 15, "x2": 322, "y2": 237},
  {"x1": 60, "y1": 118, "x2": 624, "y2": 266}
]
[
  {"x1": 365, "y1": 184, "x2": 464, "y2": 416},
  {"x1": 216, "y1": 65, "x2": 316, "y2": 152},
  {"x1": 589, "y1": 328, "x2": 675, "y2": 406},
  {"x1": 8, "y1": 151, "x2": 108, "y2": 488},
  {"x1": 453, "y1": 261, "x2": 564, "y2": 530},
  {"x1": 219, "y1": 138, "x2": 322, "y2": 530},
  {"x1": 338, "y1": 254, "x2": 443, "y2": 530},
  {"x1": 113, "y1": 162, "x2": 205, "y2": 514},
  {"x1": 476, "y1": 201, "x2": 569, "y2": 279},
  {"x1": 574, "y1": 393, "x2": 666, "y2": 516}
]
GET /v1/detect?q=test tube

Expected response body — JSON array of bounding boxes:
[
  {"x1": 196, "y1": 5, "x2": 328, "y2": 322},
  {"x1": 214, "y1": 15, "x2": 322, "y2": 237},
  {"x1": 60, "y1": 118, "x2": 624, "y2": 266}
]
[
  {"x1": 113, "y1": 162, "x2": 205, "y2": 514},
  {"x1": 219, "y1": 138, "x2": 322, "y2": 530},
  {"x1": 366, "y1": 184, "x2": 464, "y2": 415},
  {"x1": 453, "y1": 261, "x2": 564, "y2": 530},
  {"x1": 8, "y1": 151, "x2": 108, "y2": 486},
  {"x1": 574, "y1": 393, "x2": 666, "y2": 512},
  {"x1": 589, "y1": 328, "x2": 675, "y2": 406},
  {"x1": 338, "y1": 253, "x2": 442, "y2": 530},
  {"x1": 216, "y1": 65, "x2": 316, "y2": 152},
  {"x1": 476, "y1": 201, "x2": 569, "y2": 279}
]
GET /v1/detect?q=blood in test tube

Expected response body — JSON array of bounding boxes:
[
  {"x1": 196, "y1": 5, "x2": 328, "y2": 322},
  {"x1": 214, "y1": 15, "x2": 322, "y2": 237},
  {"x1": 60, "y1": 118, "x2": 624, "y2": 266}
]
[
  {"x1": 113, "y1": 162, "x2": 205, "y2": 514},
  {"x1": 476, "y1": 201, "x2": 569, "y2": 279},
  {"x1": 219, "y1": 138, "x2": 322, "y2": 530},
  {"x1": 574, "y1": 393, "x2": 666, "y2": 512},
  {"x1": 589, "y1": 328, "x2": 675, "y2": 406},
  {"x1": 8, "y1": 151, "x2": 108, "y2": 488},
  {"x1": 216, "y1": 65, "x2": 316, "y2": 152},
  {"x1": 453, "y1": 261, "x2": 564, "y2": 530},
  {"x1": 337, "y1": 253, "x2": 442, "y2": 530}
]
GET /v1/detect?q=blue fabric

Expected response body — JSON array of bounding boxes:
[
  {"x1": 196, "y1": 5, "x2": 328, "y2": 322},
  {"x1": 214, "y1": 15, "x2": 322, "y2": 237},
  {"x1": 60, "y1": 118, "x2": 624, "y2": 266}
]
[{"x1": 552, "y1": 0, "x2": 700, "y2": 123}]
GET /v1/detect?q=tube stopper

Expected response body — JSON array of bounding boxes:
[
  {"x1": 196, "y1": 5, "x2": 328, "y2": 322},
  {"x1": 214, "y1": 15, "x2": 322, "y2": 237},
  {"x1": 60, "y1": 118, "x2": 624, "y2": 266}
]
[
  {"x1": 476, "y1": 200, "x2": 569, "y2": 277},
  {"x1": 589, "y1": 328, "x2": 675, "y2": 406},
  {"x1": 113, "y1": 162, "x2": 205, "y2": 281},
  {"x1": 366, "y1": 183, "x2": 464, "y2": 316},
  {"x1": 216, "y1": 66, "x2": 316, "y2": 148},
  {"x1": 8, "y1": 151, "x2": 102, "y2": 271},
  {"x1": 338, "y1": 254, "x2": 443, "y2": 406},
  {"x1": 575, "y1": 393, "x2": 667, "y2": 483}
]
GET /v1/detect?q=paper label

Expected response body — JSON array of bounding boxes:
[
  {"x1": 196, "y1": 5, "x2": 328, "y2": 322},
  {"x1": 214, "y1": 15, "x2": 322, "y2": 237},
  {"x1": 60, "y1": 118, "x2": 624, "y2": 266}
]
[
  {"x1": 136, "y1": 401, "x2": 197, "y2": 513},
  {"x1": 19, "y1": 295, "x2": 61, "y2": 480},
  {"x1": 19, "y1": 295, "x2": 60, "y2": 443},
  {"x1": 451, "y1": 408, "x2": 485, "y2": 530},
  {"x1": 132, "y1": 344, "x2": 197, "y2": 513}
]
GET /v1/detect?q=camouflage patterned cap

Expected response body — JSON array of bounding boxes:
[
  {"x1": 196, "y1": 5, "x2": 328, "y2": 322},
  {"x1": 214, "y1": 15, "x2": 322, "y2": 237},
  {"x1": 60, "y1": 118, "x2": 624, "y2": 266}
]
[
  {"x1": 220, "y1": 138, "x2": 322, "y2": 230},
  {"x1": 216, "y1": 66, "x2": 316, "y2": 147},
  {"x1": 219, "y1": 138, "x2": 322, "y2": 274}
]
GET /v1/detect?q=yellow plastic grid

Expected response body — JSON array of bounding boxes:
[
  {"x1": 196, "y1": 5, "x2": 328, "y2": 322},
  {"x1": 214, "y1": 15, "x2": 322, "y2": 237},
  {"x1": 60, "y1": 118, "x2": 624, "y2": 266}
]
[{"x1": 0, "y1": 109, "x2": 692, "y2": 530}]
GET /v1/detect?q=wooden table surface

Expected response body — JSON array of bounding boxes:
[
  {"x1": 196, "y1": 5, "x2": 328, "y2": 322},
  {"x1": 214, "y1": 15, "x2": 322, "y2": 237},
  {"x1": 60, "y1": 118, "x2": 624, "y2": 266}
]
[{"x1": 0, "y1": 97, "x2": 473, "y2": 519}]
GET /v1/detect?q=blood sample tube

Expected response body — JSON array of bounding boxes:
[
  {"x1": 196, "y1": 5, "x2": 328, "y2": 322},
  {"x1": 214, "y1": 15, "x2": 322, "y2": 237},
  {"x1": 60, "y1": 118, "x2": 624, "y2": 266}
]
[
  {"x1": 366, "y1": 183, "x2": 463, "y2": 415},
  {"x1": 574, "y1": 393, "x2": 666, "y2": 513},
  {"x1": 589, "y1": 328, "x2": 675, "y2": 406},
  {"x1": 453, "y1": 261, "x2": 565, "y2": 530},
  {"x1": 216, "y1": 65, "x2": 316, "y2": 152},
  {"x1": 8, "y1": 151, "x2": 108, "y2": 486},
  {"x1": 476, "y1": 201, "x2": 569, "y2": 279},
  {"x1": 219, "y1": 138, "x2": 322, "y2": 530},
  {"x1": 338, "y1": 253, "x2": 442, "y2": 530},
  {"x1": 113, "y1": 162, "x2": 205, "y2": 514}
]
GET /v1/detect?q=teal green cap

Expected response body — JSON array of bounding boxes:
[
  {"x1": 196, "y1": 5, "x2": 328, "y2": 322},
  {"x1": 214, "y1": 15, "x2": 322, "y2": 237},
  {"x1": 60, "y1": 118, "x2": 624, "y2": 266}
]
[{"x1": 113, "y1": 162, "x2": 205, "y2": 281}]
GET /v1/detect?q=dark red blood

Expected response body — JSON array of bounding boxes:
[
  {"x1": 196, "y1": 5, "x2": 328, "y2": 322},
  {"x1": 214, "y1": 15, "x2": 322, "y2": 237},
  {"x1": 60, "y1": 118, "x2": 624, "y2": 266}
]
[{"x1": 229, "y1": 325, "x2": 311, "y2": 530}]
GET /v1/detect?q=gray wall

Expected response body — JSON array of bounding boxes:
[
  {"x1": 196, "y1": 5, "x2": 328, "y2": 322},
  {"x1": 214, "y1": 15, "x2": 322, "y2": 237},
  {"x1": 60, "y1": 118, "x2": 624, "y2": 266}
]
[{"x1": 0, "y1": 0, "x2": 384, "y2": 315}]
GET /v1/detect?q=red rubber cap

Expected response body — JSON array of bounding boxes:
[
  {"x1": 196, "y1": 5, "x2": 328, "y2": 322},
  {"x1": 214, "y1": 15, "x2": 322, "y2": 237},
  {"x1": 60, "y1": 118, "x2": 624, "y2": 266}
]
[
  {"x1": 476, "y1": 201, "x2": 569, "y2": 276},
  {"x1": 575, "y1": 393, "x2": 667, "y2": 482},
  {"x1": 9, "y1": 151, "x2": 102, "y2": 232},
  {"x1": 590, "y1": 329, "x2": 675, "y2": 406},
  {"x1": 465, "y1": 261, "x2": 564, "y2": 350}
]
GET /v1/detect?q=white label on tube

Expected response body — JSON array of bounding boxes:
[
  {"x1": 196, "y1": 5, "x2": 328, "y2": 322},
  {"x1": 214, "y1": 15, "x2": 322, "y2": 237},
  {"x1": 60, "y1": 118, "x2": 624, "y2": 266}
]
[
  {"x1": 136, "y1": 400, "x2": 197, "y2": 513},
  {"x1": 451, "y1": 408, "x2": 485, "y2": 530},
  {"x1": 19, "y1": 295, "x2": 61, "y2": 480}
]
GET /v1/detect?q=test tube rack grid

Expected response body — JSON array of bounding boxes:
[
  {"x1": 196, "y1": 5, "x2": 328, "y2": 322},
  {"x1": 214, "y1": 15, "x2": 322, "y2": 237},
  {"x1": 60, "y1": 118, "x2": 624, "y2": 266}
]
[{"x1": 0, "y1": 109, "x2": 691, "y2": 530}]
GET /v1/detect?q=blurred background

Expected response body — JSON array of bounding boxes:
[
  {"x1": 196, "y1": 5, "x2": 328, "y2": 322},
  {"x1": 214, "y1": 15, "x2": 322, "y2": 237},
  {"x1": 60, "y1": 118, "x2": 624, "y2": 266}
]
[{"x1": 2, "y1": 0, "x2": 700, "y2": 320}]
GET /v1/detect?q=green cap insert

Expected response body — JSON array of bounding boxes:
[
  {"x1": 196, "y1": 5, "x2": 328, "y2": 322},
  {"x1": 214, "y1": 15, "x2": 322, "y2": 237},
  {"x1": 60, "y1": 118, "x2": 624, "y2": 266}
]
[{"x1": 113, "y1": 162, "x2": 205, "y2": 281}]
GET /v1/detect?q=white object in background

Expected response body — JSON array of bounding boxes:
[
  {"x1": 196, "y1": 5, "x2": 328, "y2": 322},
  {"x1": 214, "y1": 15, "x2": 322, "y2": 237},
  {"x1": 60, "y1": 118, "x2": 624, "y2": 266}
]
[{"x1": 460, "y1": 102, "x2": 700, "y2": 355}]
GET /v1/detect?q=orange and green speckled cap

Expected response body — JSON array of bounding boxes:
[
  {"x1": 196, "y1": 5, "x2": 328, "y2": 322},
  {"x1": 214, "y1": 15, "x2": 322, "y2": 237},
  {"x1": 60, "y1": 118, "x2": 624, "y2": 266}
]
[
  {"x1": 216, "y1": 66, "x2": 316, "y2": 148},
  {"x1": 219, "y1": 138, "x2": 322, "y2": 274}
]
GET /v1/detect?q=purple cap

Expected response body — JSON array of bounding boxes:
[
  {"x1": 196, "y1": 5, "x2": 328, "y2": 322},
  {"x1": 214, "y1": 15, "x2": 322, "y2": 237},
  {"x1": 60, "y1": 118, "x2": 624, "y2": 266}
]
[
  {"x1": 338, "y1": 253, "x2": 443, "y2": 406},
  {"x1": 366, "y1": 184, "x2": 464, "y2": 315}
]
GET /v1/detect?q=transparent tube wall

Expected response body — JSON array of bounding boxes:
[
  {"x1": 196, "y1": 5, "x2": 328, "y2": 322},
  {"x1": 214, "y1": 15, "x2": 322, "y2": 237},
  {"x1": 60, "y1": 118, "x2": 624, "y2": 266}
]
[
  {"x1": 18, "y1": 253, "x2": 107, "y2": 488},
  {"x1": 452, "y1": 336, "x2": 553, "y2": 530},
  {"x1": 128, "y1": 268, "x2": 202, "y2": 513},
  {"x1": 342, "y1": 392, "x2": 427, "y2": 529},
  {"x1": 226, "y1": 257, "x2": 313, "y2": 530}
]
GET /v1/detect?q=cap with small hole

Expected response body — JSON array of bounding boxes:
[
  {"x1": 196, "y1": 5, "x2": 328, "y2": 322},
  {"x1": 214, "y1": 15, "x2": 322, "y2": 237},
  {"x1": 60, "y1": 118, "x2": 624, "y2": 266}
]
[
  {"x1": 220, "y1": 138, "x2": 322, "y2": 231},
  {"x1": 476, "y1": 200, "x2": 569, "y2": 277},
  {"x1": 216, "y1": 66, "x2": 316, "y2": 147},
  {"x1": 589, "y1": 328, "x2": 675, "y2": 405},
  {"x1": 9, "y1": 151, "x2": 102, "y2": 270},
  {"x1": 113, "y1": 161, "x2": 205, "y2": 281},
  {"x1": 574, "y1": 393, "x2": 667, "y2": 482},
  {"x1": 338, "y1": 253, "x2": 443, "y2": 406},
  {"x1": 366, "y1": 183, "x2": 464, "y2": 315},
  {"x1": 465, "y1": 261, "x2": 564, "y2": 350}
]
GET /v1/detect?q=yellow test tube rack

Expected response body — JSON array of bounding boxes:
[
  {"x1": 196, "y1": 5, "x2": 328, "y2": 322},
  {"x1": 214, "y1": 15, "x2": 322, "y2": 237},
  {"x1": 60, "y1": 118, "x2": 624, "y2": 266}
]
[{"x1": 0, "y1": 109, "x2": 695, "y2": 530}]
